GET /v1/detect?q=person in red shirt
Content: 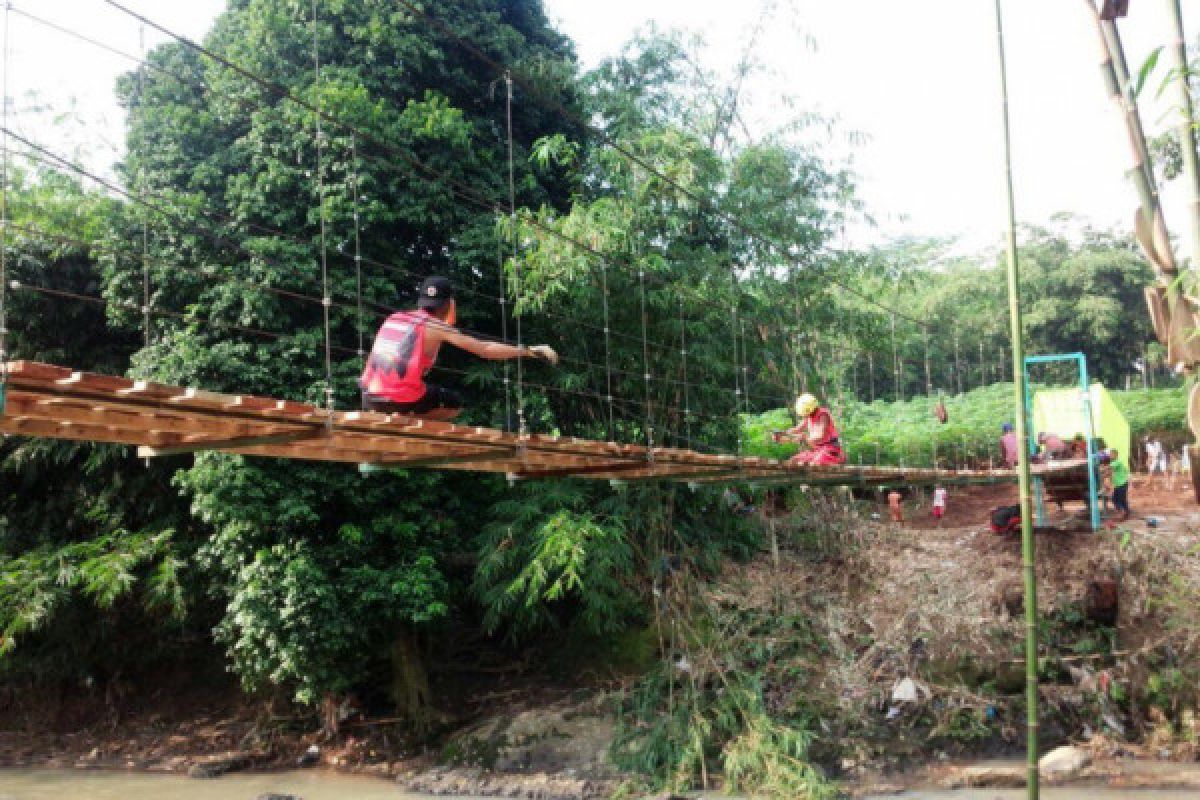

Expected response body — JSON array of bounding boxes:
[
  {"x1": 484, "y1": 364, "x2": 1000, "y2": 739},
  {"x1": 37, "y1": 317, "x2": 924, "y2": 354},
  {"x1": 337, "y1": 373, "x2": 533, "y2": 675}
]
[
  {"x1": 360, "y1": 276, "x2": 557, "y2": 420},
  {"x1": 1000, "y1": 423, "x2": 1019, "y2": 467},
  {"x1": 772, "y1": 393, "x2": 846, "y2": 466}
]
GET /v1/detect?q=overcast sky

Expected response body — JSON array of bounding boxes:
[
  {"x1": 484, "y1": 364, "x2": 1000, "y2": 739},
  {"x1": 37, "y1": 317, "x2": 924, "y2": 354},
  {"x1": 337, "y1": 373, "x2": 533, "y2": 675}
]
[{"x1": 4, "y1": 0, "x2": 1197, "y2": 253}]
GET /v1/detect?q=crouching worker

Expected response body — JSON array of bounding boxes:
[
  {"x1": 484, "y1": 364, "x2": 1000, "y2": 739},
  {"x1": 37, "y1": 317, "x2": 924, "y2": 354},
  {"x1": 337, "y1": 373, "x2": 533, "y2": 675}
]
[
  {"x1": 360, "y1": 276, "x2": 557, "y2": 421},
  {"x1": 772, "y1": 393, "x2": 846, "y2": 466}
]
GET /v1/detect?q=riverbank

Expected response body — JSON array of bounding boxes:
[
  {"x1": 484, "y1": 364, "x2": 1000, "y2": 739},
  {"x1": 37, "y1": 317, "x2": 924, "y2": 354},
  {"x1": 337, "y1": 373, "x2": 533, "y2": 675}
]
[{"x1": 3, "y1": 477, "x2": 1198, "y2": 799}]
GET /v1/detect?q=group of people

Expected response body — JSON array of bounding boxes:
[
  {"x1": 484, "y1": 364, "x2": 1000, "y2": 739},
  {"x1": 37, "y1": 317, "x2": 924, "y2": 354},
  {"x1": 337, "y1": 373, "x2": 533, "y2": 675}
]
[
  {"x1": 1143, "y1": 436, "x2": 1191, "y2": 489},
  {"x1": 356, "y1": 280, "x2": 1172, "y2": 533}
]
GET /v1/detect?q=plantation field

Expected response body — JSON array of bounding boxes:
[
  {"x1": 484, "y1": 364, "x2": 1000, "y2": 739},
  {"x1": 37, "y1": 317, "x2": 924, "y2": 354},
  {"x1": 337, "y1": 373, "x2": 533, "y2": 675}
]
[{"x1": 743, "y1": 383, "x2": 1189, "y2": 468}]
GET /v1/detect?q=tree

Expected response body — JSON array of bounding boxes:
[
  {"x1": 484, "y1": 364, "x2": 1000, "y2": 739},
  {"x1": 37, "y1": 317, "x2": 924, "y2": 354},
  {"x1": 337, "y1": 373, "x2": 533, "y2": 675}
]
[{"x1": 111, "y1": 0, "x2": 580, "y2": 726}]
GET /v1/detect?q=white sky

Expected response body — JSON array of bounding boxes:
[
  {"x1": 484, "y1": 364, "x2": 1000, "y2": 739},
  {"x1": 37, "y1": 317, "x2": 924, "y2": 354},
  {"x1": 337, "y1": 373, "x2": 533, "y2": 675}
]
[{"x1": 3, "y1": 0, "x2": 1198, "y2": 253}]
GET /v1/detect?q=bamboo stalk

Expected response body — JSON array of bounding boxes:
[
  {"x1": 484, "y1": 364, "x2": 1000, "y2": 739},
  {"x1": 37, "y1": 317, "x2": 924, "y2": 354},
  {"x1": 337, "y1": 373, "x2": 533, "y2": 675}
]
[
  {"x1": 1084, "y1": 0, "x2": 1176, "y2": 274},
  {"x1": 993, "y1": 2, "x2": 1040, "y2": 797}
]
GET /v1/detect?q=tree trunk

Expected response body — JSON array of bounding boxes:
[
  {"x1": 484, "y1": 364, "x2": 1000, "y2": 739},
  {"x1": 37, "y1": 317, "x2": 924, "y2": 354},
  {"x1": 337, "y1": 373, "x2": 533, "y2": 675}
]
[{"x1": 391, "y1": 627, "x2": 434, "y2": 730}]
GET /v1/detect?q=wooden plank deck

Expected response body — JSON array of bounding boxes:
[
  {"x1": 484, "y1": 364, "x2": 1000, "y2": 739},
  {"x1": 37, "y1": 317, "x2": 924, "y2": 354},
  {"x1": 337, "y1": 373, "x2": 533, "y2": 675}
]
[{"x1": 0, "y1": 361, "x2": 1091, "y2": 486}]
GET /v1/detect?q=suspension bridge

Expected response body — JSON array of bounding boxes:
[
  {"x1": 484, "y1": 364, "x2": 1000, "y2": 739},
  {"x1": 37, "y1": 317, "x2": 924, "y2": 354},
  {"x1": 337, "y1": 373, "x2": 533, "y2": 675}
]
[{"x1": 0, "y1": 1, "x2": 1091, "y2": 491}]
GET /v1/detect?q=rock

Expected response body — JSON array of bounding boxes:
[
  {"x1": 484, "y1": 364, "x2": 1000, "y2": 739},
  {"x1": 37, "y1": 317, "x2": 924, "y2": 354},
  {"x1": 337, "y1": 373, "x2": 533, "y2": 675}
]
[
  {"x1": 296, "y1": 744, "x2": 320, "y2": 768},
  {"x1": 442, "y1": 693, "x2": 616, "y2": 778},
  {"x1": 187, "y1": 751, "x2": 254, "y2": 779},
  {"x1": 1039, "y1": 745, "x2": 1091, "y2": 781},
  {"x1": 940, "y1": 764, "x2": 1026, "y2": 789}
]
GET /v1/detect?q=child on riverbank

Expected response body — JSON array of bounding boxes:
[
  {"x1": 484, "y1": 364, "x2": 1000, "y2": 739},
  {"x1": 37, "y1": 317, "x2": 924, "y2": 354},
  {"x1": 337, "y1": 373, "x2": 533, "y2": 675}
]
[
  {"x1": 932, "y1": 485, "x2": 947, "y2": 527},
  {"x1": 887, "y1": 489, "x2": 904, "y2": 523}
]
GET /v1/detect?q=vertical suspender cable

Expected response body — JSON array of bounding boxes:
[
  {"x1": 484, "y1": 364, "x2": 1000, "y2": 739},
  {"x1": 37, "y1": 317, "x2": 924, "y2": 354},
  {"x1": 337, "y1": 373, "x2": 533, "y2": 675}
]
[
  {"x1": 980, "y1": 340, "x2": 987, "y2": 388},
  {"x1": 729, "y1": 277, "x2": 743, "y2": 458},
  {"x1": 0, "y1": 0, "x2": 9, "y2": 411},
  {"x1": 139, "y1": 23, "x2": 150, "y2": 350},
  {"x1": 495, "y1": 232, "x2": 513, "y2": 428},
  {"x1": 0, "y1": 0, "x2": 9, "y2": 410},
  {"x1": 504, "y1": 72, "x2": 527, "y2": 438},
  {"x1": 891, "y1": 313, "x2": 902, "y2": 402},
  {"x1": 867, "y1": 351, "x2": 875, "y2": 403},
  {"x1": 350, "y1": 136, "x2": 365, "y2": 365},
  {"x1": 678, "y1": 297, "x2": 690, "y2": 444},
  {"x1": 638, "y1": 264, "x2": 653, "y2": 453},
  {"x1": 954, "y1": 334, "x2": 963, "y2": 395},
  {"x1": 599, "y1": 257, "x2": 615, "y2": 441},
  {"x1": 924, "y1": 329, "x2": 933, "y2": 396},
  {"x1": 311, "y1": 0, "x2": 333, "y2": 414},
  {"x1": 740, "y1": 318, "x2": 751, "y2": 413}
]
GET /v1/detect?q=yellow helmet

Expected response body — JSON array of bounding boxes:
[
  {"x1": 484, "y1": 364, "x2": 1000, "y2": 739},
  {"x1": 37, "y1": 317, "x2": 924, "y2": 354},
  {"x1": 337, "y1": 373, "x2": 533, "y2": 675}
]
[{"x1": 794, "y1": 393, "x2": 819, "y2": 418}]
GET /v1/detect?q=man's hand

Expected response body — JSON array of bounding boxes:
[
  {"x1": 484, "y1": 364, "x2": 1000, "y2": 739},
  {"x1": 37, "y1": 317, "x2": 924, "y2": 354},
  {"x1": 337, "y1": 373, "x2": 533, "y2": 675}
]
[{"x1": 529, "y1": 345, "x2": 558, "y2": 365}]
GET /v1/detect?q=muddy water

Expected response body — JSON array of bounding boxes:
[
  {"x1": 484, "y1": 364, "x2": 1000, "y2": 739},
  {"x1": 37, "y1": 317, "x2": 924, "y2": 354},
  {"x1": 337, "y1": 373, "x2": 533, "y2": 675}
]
[
  {"x1": 873, "y1": 792, "x2": 1198, "y2": 799},
  {"x1": 0, "y1": 768, "x2": 458, "y2": 800},
  {"x1": 1, "y1": 769, "x2": 1195, "y2": 800}
]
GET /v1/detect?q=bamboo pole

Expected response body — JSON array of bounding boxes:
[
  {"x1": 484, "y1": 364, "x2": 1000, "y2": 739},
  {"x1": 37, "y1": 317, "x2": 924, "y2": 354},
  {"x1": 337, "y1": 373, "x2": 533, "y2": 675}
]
[
  {"x1": 993, "y1": 2, "x2": 1039, "y2": 797},
  {"x1": 1165, "y1": 0, "x2": 1200, "y2": 270}
]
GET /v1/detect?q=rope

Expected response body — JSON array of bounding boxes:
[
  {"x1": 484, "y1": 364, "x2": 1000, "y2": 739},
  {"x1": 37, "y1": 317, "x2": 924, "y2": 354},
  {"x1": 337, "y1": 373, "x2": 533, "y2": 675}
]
[
  {"x1": 503, "y1": 72, "x2": 527, "y2": 438},
  {"x1": 311, "y1": 0, "x2": 333, "y2": 415}
]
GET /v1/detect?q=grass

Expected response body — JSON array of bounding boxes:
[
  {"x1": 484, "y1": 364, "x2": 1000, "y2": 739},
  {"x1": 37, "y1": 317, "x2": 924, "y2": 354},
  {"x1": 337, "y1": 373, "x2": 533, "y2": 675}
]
[{"x1": 742, "y1": 383, "x2": 1188, "y2": 468}]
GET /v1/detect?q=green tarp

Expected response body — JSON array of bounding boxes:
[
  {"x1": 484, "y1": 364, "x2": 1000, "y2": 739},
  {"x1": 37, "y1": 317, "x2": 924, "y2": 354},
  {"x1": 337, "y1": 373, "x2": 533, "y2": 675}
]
[{"x1": 1032, "y1": 383, "x2": 1130, "y2": 466}]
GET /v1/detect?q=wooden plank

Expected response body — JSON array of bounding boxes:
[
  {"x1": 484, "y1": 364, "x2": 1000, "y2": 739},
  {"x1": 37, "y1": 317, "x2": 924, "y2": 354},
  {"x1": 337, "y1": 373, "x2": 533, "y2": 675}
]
[
  {"x1": 137, "y1": 427, "x2": 328, "y2": 457},
  {"x1": 367, "y1": 448, "x2": 520, "y2": 469}
]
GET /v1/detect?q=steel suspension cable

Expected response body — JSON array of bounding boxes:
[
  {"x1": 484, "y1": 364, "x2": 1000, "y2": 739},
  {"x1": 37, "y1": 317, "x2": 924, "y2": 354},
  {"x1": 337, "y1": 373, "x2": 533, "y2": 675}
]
[
  {"x1": 95, "y1": 1, "x2": 927, "y2": 383},
  {"x1": 386, "y1": 0, "x2": 944, "y2": 334}
]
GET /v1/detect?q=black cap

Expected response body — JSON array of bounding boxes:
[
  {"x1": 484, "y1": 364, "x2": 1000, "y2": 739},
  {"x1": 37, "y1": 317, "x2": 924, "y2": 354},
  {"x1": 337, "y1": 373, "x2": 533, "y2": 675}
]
[{"x1": 417, "y1": 275, "x2": 455, "y2": 309}]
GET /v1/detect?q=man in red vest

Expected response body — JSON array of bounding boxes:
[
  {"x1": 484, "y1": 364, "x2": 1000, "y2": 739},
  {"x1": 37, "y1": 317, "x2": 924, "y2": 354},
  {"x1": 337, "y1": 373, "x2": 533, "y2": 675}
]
[{"x1": 360, "y1": 276, "x2": 557, "y2": 421}]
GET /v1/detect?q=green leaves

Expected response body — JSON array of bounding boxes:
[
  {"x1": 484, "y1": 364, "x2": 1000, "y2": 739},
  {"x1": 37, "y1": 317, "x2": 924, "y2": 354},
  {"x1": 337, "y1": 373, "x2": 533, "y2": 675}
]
[{"x1": 0, "y1": 530, "x2": 180, "y2": 656}]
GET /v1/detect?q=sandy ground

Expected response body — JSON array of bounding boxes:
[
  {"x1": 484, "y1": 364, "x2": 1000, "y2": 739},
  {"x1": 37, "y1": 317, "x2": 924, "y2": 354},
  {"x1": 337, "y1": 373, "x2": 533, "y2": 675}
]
[{"x1": 887, "y1": 474, "x2": 1199, "y2": 532}]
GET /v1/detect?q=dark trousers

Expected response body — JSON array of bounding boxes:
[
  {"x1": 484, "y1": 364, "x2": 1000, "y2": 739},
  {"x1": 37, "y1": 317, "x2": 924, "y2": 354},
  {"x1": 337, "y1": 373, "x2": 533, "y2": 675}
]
[{"x1": 1112, "y1": 483, "x2": 1130, "y2": 514}]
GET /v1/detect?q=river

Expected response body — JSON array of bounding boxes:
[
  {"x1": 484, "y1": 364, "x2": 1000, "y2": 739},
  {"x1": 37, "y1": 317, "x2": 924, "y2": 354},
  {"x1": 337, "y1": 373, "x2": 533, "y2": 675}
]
[{"x1": 2, "y1": 769, "x2": 1198, "y2": 799}]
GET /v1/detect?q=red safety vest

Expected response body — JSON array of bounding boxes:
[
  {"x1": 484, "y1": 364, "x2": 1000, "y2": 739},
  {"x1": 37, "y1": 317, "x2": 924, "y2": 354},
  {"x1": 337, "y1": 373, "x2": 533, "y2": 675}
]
[
  {"x1": 359, "y1": 310, "x2": 436, "y2": 403},
  {"x1": 800, "y1": 408, "x2": 839, "y2": 446}
]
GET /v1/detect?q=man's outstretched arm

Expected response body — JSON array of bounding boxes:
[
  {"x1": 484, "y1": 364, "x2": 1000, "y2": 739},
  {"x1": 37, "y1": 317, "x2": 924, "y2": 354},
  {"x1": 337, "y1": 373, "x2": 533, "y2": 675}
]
[{"x1": 435, "y1": 325, "x2": 558, "y2": 364}]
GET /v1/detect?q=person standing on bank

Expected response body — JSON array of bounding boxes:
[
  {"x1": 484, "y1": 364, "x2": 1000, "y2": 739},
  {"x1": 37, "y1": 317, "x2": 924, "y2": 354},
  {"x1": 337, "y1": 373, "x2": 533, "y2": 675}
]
[{"x1": 360, "y1": 276, "x2": 558, "y2": 421}]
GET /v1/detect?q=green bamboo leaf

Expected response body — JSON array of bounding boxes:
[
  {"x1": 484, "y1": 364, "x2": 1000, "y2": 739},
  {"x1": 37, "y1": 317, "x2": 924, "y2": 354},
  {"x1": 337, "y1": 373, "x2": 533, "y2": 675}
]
[{"x1": 1134, "y1": 45, "x2": 1165, "y2": 97}]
